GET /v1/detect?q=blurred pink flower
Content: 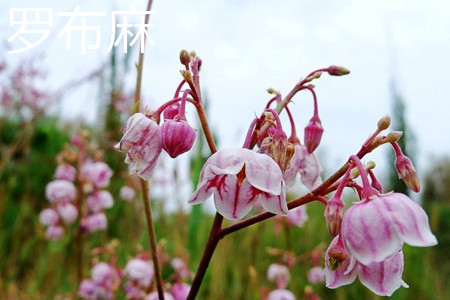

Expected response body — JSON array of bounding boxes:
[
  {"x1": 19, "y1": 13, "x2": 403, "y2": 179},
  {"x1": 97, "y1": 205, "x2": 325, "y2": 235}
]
[
  {"x1": 83, "y1": 213, "x2": 107, "y2": 233},
  {"x1": 115, "y1": 113, "x2": 162, "y2": 180},
  {"x1": 267, "y1": 289, "x2": 296, "y2": 300},
  {"x1": 171, "y1": 283, "x2": 190, "y2": 300},
  {"x1": 45, "y1": 180, "x2": 76, "y2": 203},
  {"x1": 39, "y1": 208, "x2": 59, "y2": 226},
  {"x1": 189, "y1": 148, "x2": 287, "y2": 220},
  {"x1": 120, "y1": 186, "x2": 136, "y2": 202},
  {"x1": 267, "y1": 263, "x2": 290, "y2": 289},
  {"x1": 55, "y1": 164, "x2": 77, "y2": 181},
  {"x1": 87, "y1": 191, "x2": 114, "y2": 213},
  {"x1": 81, "y1": 161, "x2": 113, "y2": 188},
  {"x1": 146, "y1": 292, "x2": 175, "y2": 300},
  {"x1": 45, "y1": 225, "x2": 64, "y2": 240},
  {"x1": 124, "y1": 258, "x2": 154, "y2": 287},
  {"x1": 286, "y1": 205, "x2": 308, "y2": 228},
  {"x1": 56, "y1": 202, "x2": 78, "y2": 224},
  {"x1": 307, "y1": 266, "x2": 325, "y2": 284}
]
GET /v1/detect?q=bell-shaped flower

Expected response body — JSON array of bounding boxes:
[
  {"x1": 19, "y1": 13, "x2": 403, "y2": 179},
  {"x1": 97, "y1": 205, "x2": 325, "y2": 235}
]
[
  {"x1": 55, "y1": 164, "x2": 77, "y2": 181},
  {"x1": 87, "y1": 191, "x2": 114, "y2": 213},
  {"x1": 83, "y1": 213, "x2": 107, "y2": 233},
  {"x1": 189, "y1": 148, "x2": 287, "y2": 220},
  {"x1": 283, "y1": 145, "x2": 322, "y2": 190},
  {"x1": 267, "y1": 263, "x2": 291, "y2": 289},
  {"x1": 45, "y1": 180, "x2": 76, "y2": 203},
  {"x1": 115, "y1": 113, "x2": 162, "y2": 180},
  {"x1": 325, "y1": 236, "x2": 408, "y2": 296},
  {"x1": 39, "y1": 208, "x2": 59, "y2": 226},
  {"x1": 57, "y1": 202, "x2": 78, "y2": 224},
  {"x1": 160, "y1": 119, "x2": 196, "y2": 158},
  {"x1": 304, "y1": 116, "x2": 324, "y2": 153},
  {"x1": 341, "y1": 192, "x2": 437, "y2": 265}
]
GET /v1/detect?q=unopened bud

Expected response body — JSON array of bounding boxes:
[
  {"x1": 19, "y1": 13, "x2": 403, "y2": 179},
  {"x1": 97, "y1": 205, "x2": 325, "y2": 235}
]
[
  {"x1": 180, "y1": 70, "x2": 192, "y2": 82},
  {"x1": 160, "y1": 120, "x2": 197, "y2": 158},
  {"x1": 304, "y1": 117, "x2": 324, "y2": 153},
  {"x1": 179, "y1": 49, "x2": 191, "y2": 66},
  {"x1": 324, "y1": 196, "x2": 344, "y2": 237},
  {"x1": 267, "y1": 88, "x2": 279, "y2": 95},
  {"x1": 327, "y1": 66, "x2": 350, "y2": 76},
  {"x1": 386, "y1": 131, "x2": 403, "y2": 143},
  {"x1": 189, "y1": 51, "x2": 197, "y2": 59},
  {"x1": 377, "y1": 114, "x2": 391, "y2": 131},
  {"x1": 163, "y1": 103, "x2": 180, "y2": 120},
  {"x1": 305, "y1": 71, "x2": 322, "y2": 82},
  {"x1": 366, "y1": 161, "x2": 376, "y2": 169},
  {"x1": 350, "y1": 166, "x2": 360, "y2": 179},
  {"x1": 395, "y1": 154, "x2": 420, "y2": 192}
]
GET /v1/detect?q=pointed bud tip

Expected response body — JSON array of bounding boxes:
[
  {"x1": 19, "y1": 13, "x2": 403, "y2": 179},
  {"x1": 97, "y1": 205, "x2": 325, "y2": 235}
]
[
  {"x1": 327, "y1": 66, "x2": 350, "y2": 76},
  {"x1": 377, "y1": 115, "x2": 391, "y2": 130},
  {"x1": 179, "y1": 49, "x2": 190, "y2": 65}
]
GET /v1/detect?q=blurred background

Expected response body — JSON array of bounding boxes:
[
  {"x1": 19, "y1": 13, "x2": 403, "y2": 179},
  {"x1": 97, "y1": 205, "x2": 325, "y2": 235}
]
[{"x1": 1, "y1": 0, "x2": 449, "y2": 299}]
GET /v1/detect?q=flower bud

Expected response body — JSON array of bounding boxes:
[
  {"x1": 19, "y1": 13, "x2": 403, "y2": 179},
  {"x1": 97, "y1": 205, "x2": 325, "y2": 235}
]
[
  {"x1": 324, "y1": 196, "x2": 344, "y2": 236},
  {"x1": 304, "y1": 117, "x2": 324, "y2": 153},
  {"x1": 327, "y1": 66, "x2": 350, "y2": 76},
  {"x1": 160, "y1": 119, "x2": 196, "y2": 158},
  {"x1": 395, "y1": 154, "x2": 420, "y2": 192},
  {"x1": 259, "y1": 129, "x2": 289, "y2": 171},
  {"x1": 163, "y1": 103, "x2": 180, "y2": 120},
  {"x1": 179, "y1": 49, "x2": 191, "y2": 66},
  {"x1": 386, "y1": 131, "x2": 403, "y2": 143},
  {"x1": 377, "y1": 114, "x2": 391, "y2": 131}
]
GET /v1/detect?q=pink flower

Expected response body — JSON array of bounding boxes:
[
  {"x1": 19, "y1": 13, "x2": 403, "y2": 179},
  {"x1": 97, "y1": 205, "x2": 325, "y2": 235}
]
[
  {"x1": 120, "y1": 186, "x2": 135, "y2": 202},
  {"x1": 39, "y1": 208, "x2": 59, "y2": 226},
  {"x1": 267, "y1": 289, "x2": 296, "y2": 300},
  {"x1": 81, "y1": 161, "x2": 113, "y2": 188},
  {"x1": 324, "y1": 196, "x2": 344, "y2": 237},
  {"x1": 146, "y1": 292, "x2": 175, "y2": 300},
  {"x1": 189, "y1": 148, "x2": 287, "y2": 220},
  {"x1": 160, "y1": 119, "x2": 196, "y2": 158},
  {"x1": 395, "y1": 153, "x2": 420, "y2": 192},
  {"x1": 78, "y1": 280, "x2": 98, "y2": 299},
  {"x1": 46, "y1": 226, "x2": 64, "y2": 240},
  {"x1": 267, "y1": 264, "x2": 290, "y2": 289},
  {"x1": 324, "y1": 236, "x2": 408, "y2": 296},
  {"x1": 83, "y1": 213, "x2": 107, "y2": 232},
  {"x1": 92, "y1": 263, "x2": 120, "y2": 289},
  {"x1": 304, "y1": 116, "x2": 324, "y2": 153},
  {"x1": 283, "y1": 145, "x2": 322, "y2": 190},
  {"x1": 125, "y1": 258, "x2": 154, "y2": 287},
  {"x1": 341, "y1": 192, "x2": 437, "y2": 265},
  {"x1": 171, "y1": 258, "x2": 191, "y2": 279},
  {"x1": 55, "y1": 164, "x2": 77, "y2": 181},
  {"x1": 307, "y1": 266, "x2": 325, "y2": 284},
  {"x1": 287, "y1": 205, "x2": 309, "y2": 227},
  {"x1": 115, "y1": 113, "x2": 162, "y2": 179},
  {"x1": 56, "y1": 202, "x2": 78, "y2": 223},
  {"x1": 87, "y1": 191, "x2": 114, "y2": 213},
  {"x1": 171, "y1": 283, "x2": 190, "y2": 300},
  {"x1": 45, "y1": 180, "x2": 76, "y2": 203}
]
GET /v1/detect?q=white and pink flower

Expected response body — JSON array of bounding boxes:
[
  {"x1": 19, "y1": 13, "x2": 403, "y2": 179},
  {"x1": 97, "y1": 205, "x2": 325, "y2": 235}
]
[
  {"x1": 45, "y1": 180, "x2": 76, "y2": 203},
  {"x1": 283, "y1": 145, "x2": 322, "y2": 190},
  {"x1": 189, "y1": 148, "x2": 287, "y2": 220}
]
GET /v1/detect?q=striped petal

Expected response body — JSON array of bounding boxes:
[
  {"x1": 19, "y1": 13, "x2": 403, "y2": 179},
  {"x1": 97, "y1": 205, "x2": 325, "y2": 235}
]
[
  {"x1": 380, "y1": 193, "x2": 438, "y2": 247},
  {"x1": 245, "y1": 151, "x2": 283, "y2": 195},
  {"x1": 259, "y1": 181, "x2": 288, "y2": 215},
  {"x1": 341, "y1": 199, "x2": 403, "y2": 265},
  {"x1": 297, "y1": 145, "x2": 323, "y2": 190},
  {"x1": 283, "y1": 145, "x2": 302, "y2": 188},
  {"x1": 357, "y1": 250, "x2": 407, "y2": 296},
  {"x1": 324, "y1": 236, "x2": 358, "y2": 289},
  {"x1": 213, "y1": 177, "x2": 260, "y2": 220}
]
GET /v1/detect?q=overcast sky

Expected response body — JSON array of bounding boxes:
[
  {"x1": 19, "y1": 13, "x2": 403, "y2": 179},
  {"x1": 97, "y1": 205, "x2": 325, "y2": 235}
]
[{"x1": 2, "y1": 0, "x2": 450, "y2": 197}]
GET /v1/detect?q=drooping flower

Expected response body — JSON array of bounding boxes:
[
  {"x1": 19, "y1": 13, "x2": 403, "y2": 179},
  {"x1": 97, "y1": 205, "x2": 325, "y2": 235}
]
[
  {"x1": 45, "y1": 180, "x2": 76, "y2": 203},
  {"x1": 394, "y1": 152, "x2": 420, "y2": 192},
  {"x1": 160, "y1": 119, "x2": 196, "y2": 158},
  {"x1": 304, "y1": 116, "x2": 324, "y2": 153},
  {"x1": 83, "y1": 213, "x2": 107, "y2": 233},
  {"x1": 324, "y1": 235, "x2": 408, "y2": 296},
  {"x1": 283, "y1": 145, "x2": 322, "y2": 190},
  {"x1": 341, "y1": 192, "x2": 437, "y2": 265},
  {"x1": 39, "y1": 208, "x2": 59, "y2": 226},
  {"x1": 189, "y1": 148, "x2": 287, "y2": 220},
  {"x1": 324, "y1": 195, "x2": 344, "y2": 237},
  {"x1": 307, "y1": 266, "x2": 325, "y2": 284},
  {"x1": 171, "y1": 283, "x2": 191, "y2": 300},
  {"x1": 115, "y1": 113, "x2": 162, "y2": 179},
  {"x1": 267, "y1": 289, "x2": 296, "y2": 300},
  {"x1": 81, "y1": 161, "x2": 113, "y2": 188}
]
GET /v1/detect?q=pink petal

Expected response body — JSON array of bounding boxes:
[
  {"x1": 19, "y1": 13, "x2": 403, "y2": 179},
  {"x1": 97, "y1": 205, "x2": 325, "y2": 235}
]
[
  {"x1": 283, "y1": 145, "x2": 302, "y2": 188},
  {"x1": 188, "y1": 174, "x2": 221, "y2": 205},
  {"x1": 259, "y1": 181, "x2": 288, "y2": 215},
  {"x1": 297, "y1": 145, "x2": 322, "y2": 190},
  {"x1": 324, "y1": 237, "x2": 358, "y2": 288},
  {"x1": 213, "y1": 177, "x2": 260, "y2": 220},
  {"x1": 380, "y1": 193, "x2": 438, "y2": 247},
  {"x1": 341, "y1": 199, "x2": 403, "y2": 265},
  {"x1": 357, "y1": 250, "x2": 406, "y2": 296},
  {"x1": 245, "y1": 150, "x2": 283, "y2": 195}
]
